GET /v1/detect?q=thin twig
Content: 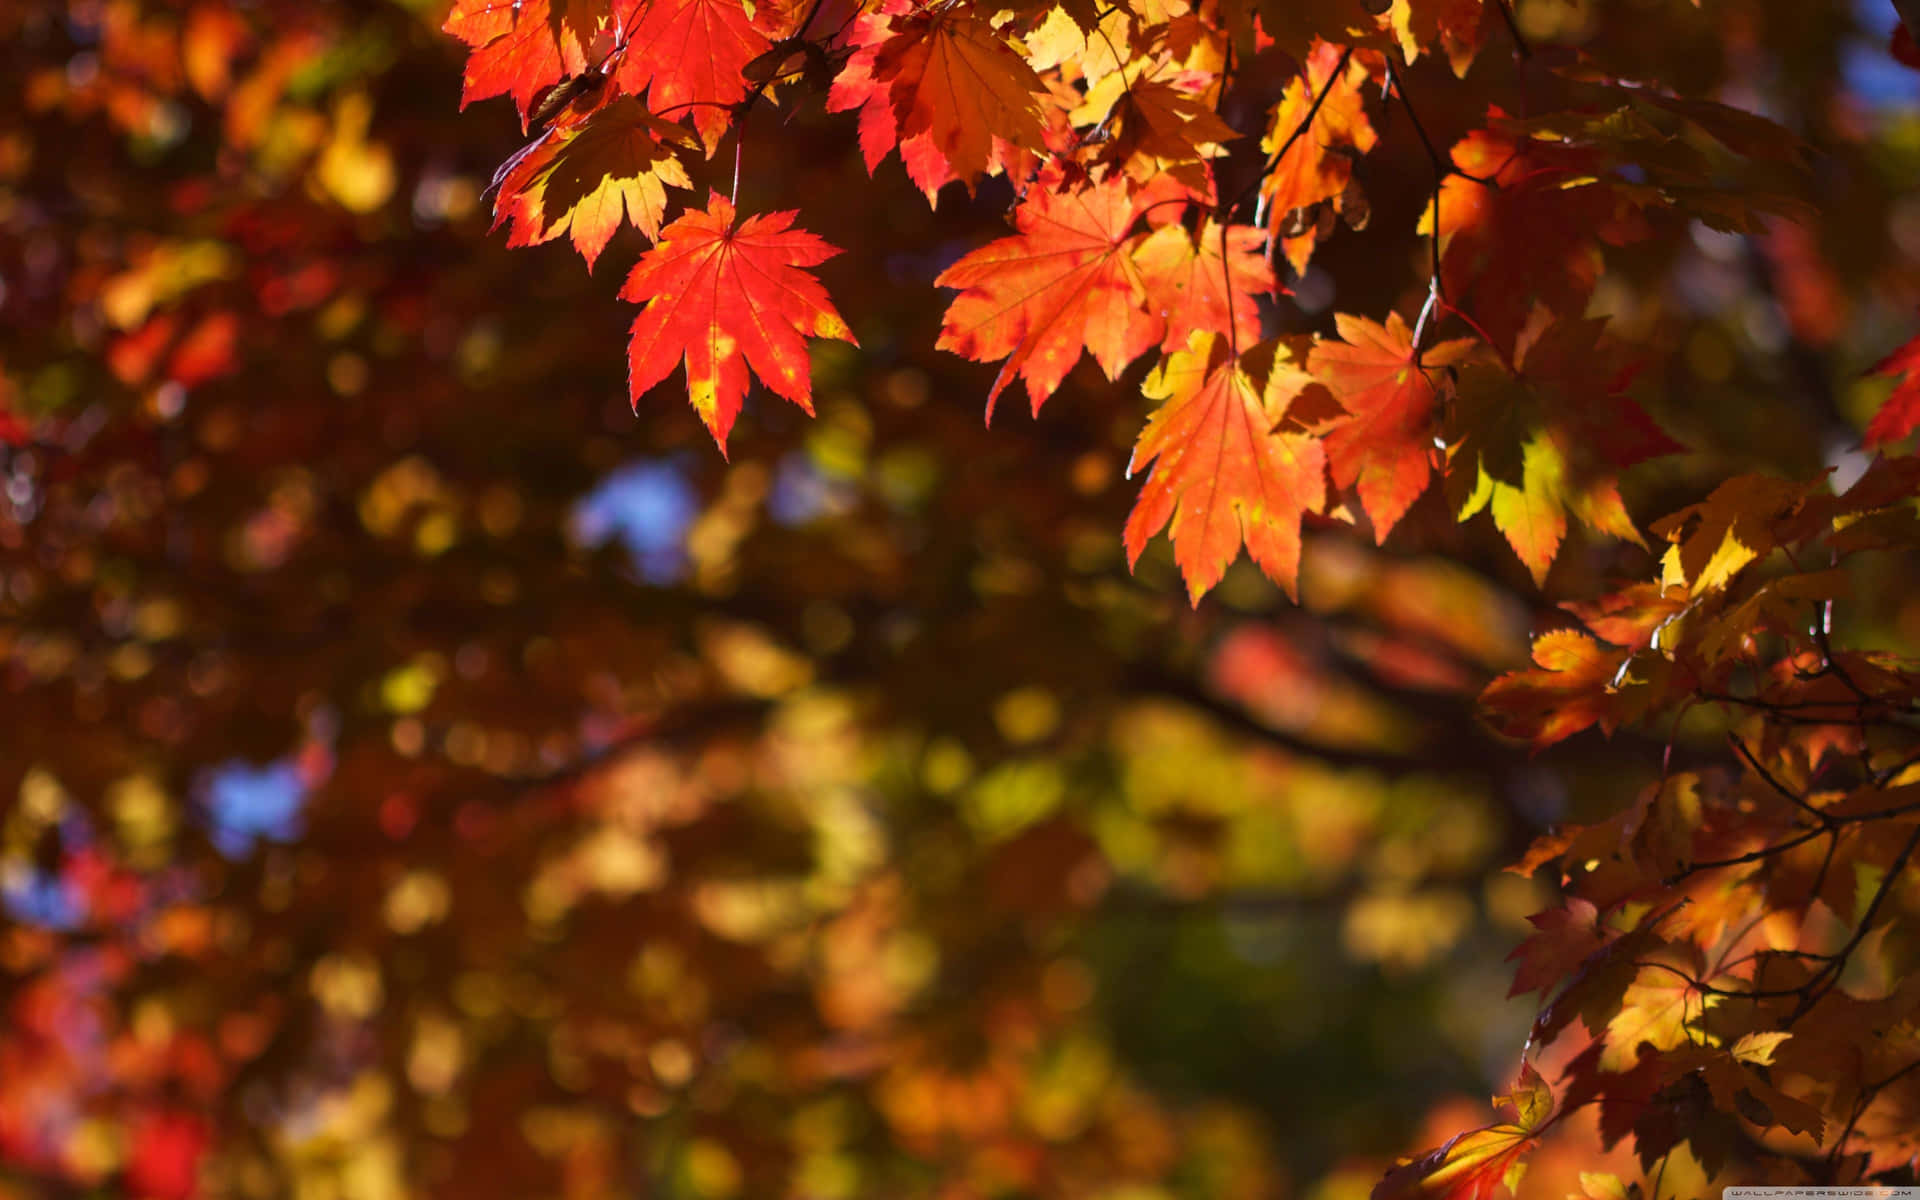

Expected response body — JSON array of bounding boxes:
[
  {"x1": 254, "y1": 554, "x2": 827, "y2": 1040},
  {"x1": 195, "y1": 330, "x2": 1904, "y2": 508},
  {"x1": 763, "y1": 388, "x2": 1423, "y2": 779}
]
[
  {"x1": 1664, "y1": 825, "x2": 1830, "y2": 883},
  {"x1": 1789, "y1": 819, "x2": 1920, "y2": 1019},
  {"x1": 1231, "y1": 45, "x2": 1356, "y2": 236},
  {"x1": 1384, "y1": 57, "x2": 1447, "y2": 311},
  {"x1": 1730, "y1": 732, "x2": 1831, "y2": 826},
  {"x1": 1491, "y1": 0, "x2": 1532, "y2": 60}
]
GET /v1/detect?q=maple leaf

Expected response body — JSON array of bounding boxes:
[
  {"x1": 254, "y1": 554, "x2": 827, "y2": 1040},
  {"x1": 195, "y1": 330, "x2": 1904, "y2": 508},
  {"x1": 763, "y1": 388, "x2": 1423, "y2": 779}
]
[
  {"x1": 1601, "y1": 967, "x2": 1714, "y2": 1073},
  {"x1": 1864, "y1": 324, "x2": 1920, "y2": 448},
  {"x1": 935, "y1": 174, "x2": 1163, "y2": 420},
  {"x1": 1391, "y1": 0, "x2": 1487, "y2": 75},
  {"x1": 491, "y1": 98, "x2": 696, "y2": 270},
  {"x1": 609, "y1": 0, "x2": 772, "y2": 149},
  {"x1": 619, "y1": 192, "x2": 856, "y2": 453},
  {"x1": 445, "y1": 0, "x2": 594, "y2": 128},
  {"x1": 1373, "y1": 1063, "x2": 1554, "y2": 1200},
  {"x1": 1507, "y1": 897, "x2": 1609, "y2": 999},
  {"x1": 1424, "y1": 119, "x2": 1645, "y2": 355},
  {"x1": 1309, "y1": 312, "x2": 1472, "y2": 540},
  {"x1": 827, "y1": 0, "x2": 1053, "y2": 202},
  {"x1": 1479, "y1": 629, "x2": 1626, "y2": 747},
  {"x1": 1072, "y1": 72, "x2": 1237, "y2": 192},
  {"x1": 1447, "y1": 317, "x2": 1679, "y2": 585},
  {"x1": 1649, "y1": 473, "x2": 1816, "y2": 595},
  {"x1": 1131, "y1": 219, "x2": 1274, "y2": 353},
  {"x1": 1261, "y1": 40, "x2": 1377, "y2": 276},
  {"x1": 1123, "y1": 333, "x2": 1327, "y2": 602},
  {"x1": 1535, "y1": 910, "x2": 1671, "y2": 1045}
]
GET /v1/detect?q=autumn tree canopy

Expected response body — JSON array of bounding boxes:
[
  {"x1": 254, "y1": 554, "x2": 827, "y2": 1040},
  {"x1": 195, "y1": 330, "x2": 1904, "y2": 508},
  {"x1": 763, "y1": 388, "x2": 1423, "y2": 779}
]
[{"x1": 5, "y1": 0, "x2": 1920, "y2": 1196}]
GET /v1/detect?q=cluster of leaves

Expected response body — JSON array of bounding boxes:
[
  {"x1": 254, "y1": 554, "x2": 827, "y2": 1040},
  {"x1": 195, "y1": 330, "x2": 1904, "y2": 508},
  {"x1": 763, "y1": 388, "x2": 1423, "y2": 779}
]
[
  {"x1": 1387, "y1": 456, "x2": 1920, "y2": 1196},
  {"x1": 445, "y1": 0, "x2": 1818, "y2": 603}
]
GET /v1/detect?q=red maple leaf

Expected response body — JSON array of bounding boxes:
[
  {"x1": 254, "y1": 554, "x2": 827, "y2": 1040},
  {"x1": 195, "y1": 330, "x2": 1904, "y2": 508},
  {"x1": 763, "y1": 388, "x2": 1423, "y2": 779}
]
[
  {"x1": 620, "y1": 192, "x2": 856, "y2": 453},
  {"x1": 1310, "y1": 312, "x2": 1472, "y2": 540},
  {"x1": 1864, "y1": 323, "x2": 1920, "y2": 448},
  {"x1": 610, "y1": 0, "x2": 773, "y2": 149},
  {"x1": 1507, "y1": 897, "x2": 1609, "y2": 998},
  {"x1": 827, "y1": 0, "x2": 1052, "y2": 203},
  {"x1": 1425, "y1": 118, "x2": 1646, "y2": 355},
  {"x1": 935, "y1": 174, "x2": 1161, "y2": 420},
  {"x1": 1123, "y1": 333, "x2": 1326, "y2": 602},
  {"x1": 444, "y1": 0, "x2": 594, "y2": 128}
]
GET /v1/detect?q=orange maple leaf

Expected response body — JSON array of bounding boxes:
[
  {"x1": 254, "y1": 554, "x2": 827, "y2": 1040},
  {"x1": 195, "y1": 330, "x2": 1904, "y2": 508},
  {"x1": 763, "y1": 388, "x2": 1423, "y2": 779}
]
[
  {"x1": 1478, "y1": 629, "x2": 1627, "y2": 748},
  {"x1": 1124, "y1": 334, "x2": 1326, "y2": 603},
  {"x1": 610, "y1": 0, "x2": 772, "y2": 149},
  {"x1": 827, "y1": 0, "x2": 1052, "y2": 202},
  {"x1": 1131, "y1": 219, "x2": 1274, "y2": 354},
  {"x1": 491, "y1": 98, "x2": 696, "y2": 270},
  {"x1": 1072, "y1": 73, "x2": 1237, "y2": 192},
  {"x1": 445, "y1": 0, "x2": 593, "y2": 128},
  {"x1": 936, "y1": 174, "x2": 1161, "y2": 420},
  {"x1": 620, "y1": 192, "x2": 856, "y2": 453},
  {"x1": 1261, "y1": 39, "x2": 1376, "y2": 276},
  {"x1": 1310, "y1": 312, "x2": 1472, "y2": 540}
]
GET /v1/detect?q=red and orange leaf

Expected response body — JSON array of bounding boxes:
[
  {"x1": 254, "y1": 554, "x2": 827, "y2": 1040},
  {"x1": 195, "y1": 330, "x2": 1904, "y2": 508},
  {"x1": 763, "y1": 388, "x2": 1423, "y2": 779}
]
[
  {"x1": 1261, "y1": 39, "x2": 1376, "y2": 276},
  {"x1": 619, "y1": 192, "x2": 855, "y2": 453},
  {"x1": 610, "y1": 0, "x2": 772, "y2": 149},
  {"x1": 1864, "y1": 323, "x2": 1920, "y2": 448},
  {"x1": 491, "y1": 98, "x2": 695, "y2": 270},
  {"x1": 1310, "y1": 312, "x2": 1472, "y2": 540},
  {"x1": 1124, "y1": 333, "x2": 1327, "y2": 603},
  {"x1": 1131, "y1": 219, "x2": 1274, "y2": 354},
  {"x1": 935, "y1": 174, "x2": 1161, "y2": 420},
  {"x1": 827, "y1": 0, "x2": 1052, "y2": 202},
  {"x1": 1373, "y1": 1064, "x2": 1554, "y2": 1200},
  {"x1": 1561, "y1": 582, "x2": 1689, "y2": 655},
  {"x1": 445, "y1": 0, "x2": 593, "y2": 127},
  {"x1": 1479, "y1": 629, "x2": 1627, "y2": 747}
]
